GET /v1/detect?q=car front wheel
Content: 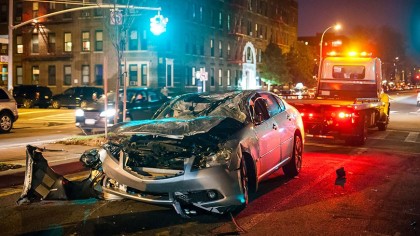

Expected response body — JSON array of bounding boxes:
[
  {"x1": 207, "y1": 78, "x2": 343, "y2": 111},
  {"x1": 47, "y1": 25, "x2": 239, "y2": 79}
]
[
  {"x1": 283, "y1": 134, "x2": 303, "y2": 177},
  {"x1": 51, "y1": 100, "x2": 61, "y2": 109},
  {"x1": 239, "y1": 158, "x2": 249, "y2": 207},
  {"x1": 0, "y1": 113, "x2": 13, "y2": 133}
]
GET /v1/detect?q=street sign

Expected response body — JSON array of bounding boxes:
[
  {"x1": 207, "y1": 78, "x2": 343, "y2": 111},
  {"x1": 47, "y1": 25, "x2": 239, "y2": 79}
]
[{"x1": 110, "y1": 9, "x2": 122, "y2": 25}]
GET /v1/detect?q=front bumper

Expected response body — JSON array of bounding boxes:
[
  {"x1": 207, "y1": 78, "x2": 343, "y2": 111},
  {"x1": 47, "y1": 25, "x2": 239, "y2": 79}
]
[{"x1": 101, "y1": 152, "x2": 244, "y2": 214}]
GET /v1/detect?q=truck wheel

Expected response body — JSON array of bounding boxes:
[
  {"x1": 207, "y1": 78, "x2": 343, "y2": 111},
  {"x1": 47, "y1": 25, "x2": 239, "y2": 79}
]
[
  {"x1": 283, "y1": 134, "x2": 303, "y2": 177},
  {"x1": 378, "y1": 107, "x2": 390, "y2": 131},
  {"x1": 347, "y1": 114, "x2": 367, "y2": 146}
]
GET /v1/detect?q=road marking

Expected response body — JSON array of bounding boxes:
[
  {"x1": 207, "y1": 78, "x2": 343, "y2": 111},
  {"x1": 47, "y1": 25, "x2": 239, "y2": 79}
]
[
  {"x1": 370, "y1": 131, "x2": 389, "y2": 140},
  {"x1": 28, "y1": 113, "x2": 74, "y2": 123},
  {"x1": 405, "y1": 132, "x2": 419, "y2": 143}
]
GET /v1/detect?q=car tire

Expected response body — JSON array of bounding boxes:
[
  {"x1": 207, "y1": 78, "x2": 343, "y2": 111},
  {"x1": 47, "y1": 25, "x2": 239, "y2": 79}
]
[
  {"x1": 23, "y1": 99, "x2": 33, "y2": 108},
  {"x1": 51, "y1": 100, "x2": 61, "y2": 109},
  {"x1": 80, "y1": 100, "x2": 88, "y2": 109},
  {"x1": 282, "y1": 134, "x2": 303, "y2": 177},
  {"x1": 0, "y1": 112, "x2": 13, "y2": 133}
]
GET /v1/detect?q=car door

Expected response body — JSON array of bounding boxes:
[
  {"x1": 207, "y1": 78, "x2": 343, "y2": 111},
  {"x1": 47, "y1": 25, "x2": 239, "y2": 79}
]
[
  {"x1": 250, "y1": 94, "x2": 282, "y2": 176},
  {"x1": 61, "y1": 88, "x2": 76, "y2": 106},
  {"x1": 272, "y1": 95, "x2": 295, "y2": 161}
]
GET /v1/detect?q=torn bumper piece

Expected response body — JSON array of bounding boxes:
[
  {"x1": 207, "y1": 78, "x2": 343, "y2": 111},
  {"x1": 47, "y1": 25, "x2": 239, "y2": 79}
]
[{"x1": 17, "y1": 145, "x2": 102, "y2": 205}]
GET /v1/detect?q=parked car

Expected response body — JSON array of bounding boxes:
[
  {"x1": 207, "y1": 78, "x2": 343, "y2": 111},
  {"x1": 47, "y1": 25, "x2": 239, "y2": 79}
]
[
  {"x1": 13, "y1": 85, "x2": 52, "y2": 108},
  {"x1": 75, "y1": 87, "x2": 169, "y2": 133},
  {"x1": 0, "y1": 87, "x2": 19, "y2": 133},
  {"x1": 51, "y1": 86, "x2": 104, "y2": 109}
]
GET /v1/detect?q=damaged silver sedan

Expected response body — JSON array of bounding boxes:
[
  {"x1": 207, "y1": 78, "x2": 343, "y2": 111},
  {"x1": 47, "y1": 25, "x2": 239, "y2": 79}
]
[{"x1": 18, "y1": 90, "x2": 304, "y2": 217}]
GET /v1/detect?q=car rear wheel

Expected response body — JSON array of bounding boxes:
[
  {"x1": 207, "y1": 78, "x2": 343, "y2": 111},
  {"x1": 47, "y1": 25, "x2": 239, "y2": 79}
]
[
  {"x1": 51, "y1": 100, "x2": 61, "y2": 109},
  {"x1": 283, "y1": 134, "x2": 303, "y2": 177},
  {"x1": 23, "y1": 99, "x2": 34, "y2": 108},
  {"x1": 0, "y1": 112, "x2": 13, "y2": 133}
]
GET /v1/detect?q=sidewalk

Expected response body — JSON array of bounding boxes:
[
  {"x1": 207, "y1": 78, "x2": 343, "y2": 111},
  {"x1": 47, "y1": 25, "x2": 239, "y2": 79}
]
[{"x1": 0, "y1": 143, "x2": 98, "y2": 188}]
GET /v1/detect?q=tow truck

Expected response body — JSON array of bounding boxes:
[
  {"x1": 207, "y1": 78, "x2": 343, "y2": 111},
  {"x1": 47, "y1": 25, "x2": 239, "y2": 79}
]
[{"x1": 286, "y1": 52, "x2": 390, "y2": 145}]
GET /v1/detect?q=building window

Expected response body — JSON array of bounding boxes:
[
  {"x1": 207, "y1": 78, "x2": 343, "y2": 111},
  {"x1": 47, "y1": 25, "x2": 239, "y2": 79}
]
[
  {"x1": 210, "y1": 9, "x2": 215, "y2": 27},
  {"x1": 82, "y1": 65, "x2": 90, "y2": 85},
  {"x1": 191, "y1": 3, "x2": 196, "y2": 20},
  {"x1": 192, "y1": 35, "x2": 197, "y2": 55},
  {"x1": 218, "y1": 69, "x2": 222, "y2": 86},
  {"x1": 1, "y1": 64, "x2": 7, "y2": 83},
  {"x1": 16, "y1": 66, "x2": 23, "y2": 85},
  {"x1": 48, "y1": 65, "x2": 56, "y2": 85},
  {"x1": 1, "y1": 44, "x2": 6, "y2": 54},
  {"x1": 64, "y1": 65, "x2": 71, "y2": 85},
  {"x1": 218, "y1": 11, "x2": 223, "y2": 28},
  {"x1": 210, "y1": 68, "x2": 215, "y2": 86},
  {"x1": 219, "y1": 40, "x2": 223, "y2": 58},
  {"x1": 129, "y1": 30, "x2": 138, "y2": 50},
  {"x1": 0, "y1": 3, "x2": 7, "y2": 22},
  {"x1": 63, "y1": 3, "x2": 72, "y2": 19},
  {"x1": 199, "y1": 6, "x2": 203, "y2": 23},
  {"x1": 191, "y1": 67, "x2": 196, "y2": 86},
  {"x1": 141, "y1": 64, "x2": 148, "y2": 86},
  {"x1": 166, "y1": 59, "x2": 174, "y2": 87},
  {"x1": 32, "y1": 66, "x2": 39, "y2": 84},
  {"x1": 227, "y1": 14, "x2": 231, "y2": 31},
  {"x1": 64, "y1": 32, "x2": 72, "y2": 52},
  {"x1": 129, "y1": 64, "x2": 138, "y2": 86},
  {"x1": 227, "y1": 69, "x2": 231, "y2": 86},
  {"x1": 32, "y1": 2, "x2": 38, "y2": 18},
  {"x1": 48, "y1": 33, "x2": 56, "y2": 53},
  {"x1": 16, "y1": 35, "x2": 23, "y2": 54},
  {"x1": 94, "y1": 64, "x2": 103, "y2": 85},
  {"x1": 15, "y1": 2, "x2": 22, "y2": 22},
  {"x1": 210, "y1": 39, "x2": 214, "y2": 57},
  {"x1": 141, "y1": 30, "x2": 148, "y2": 50},
  {"x1": 227, "y1": 42, "x2": 231, "y2": 58},
  {"x1": 82, "y1": 31, "x2": 90, "y2": 51},
  {"x1": 95, "y1": 30, "x2": 103, "y2": 51},
  {"x1": 32, "y1": 34, "x2": 39, "y2": 53}
]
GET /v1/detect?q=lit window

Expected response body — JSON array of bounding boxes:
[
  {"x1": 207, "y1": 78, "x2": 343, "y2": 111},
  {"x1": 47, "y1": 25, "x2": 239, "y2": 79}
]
[
  {"x1": 210, "y1": 39, "x2": 214, "y2": 57},
  {"x1": 82, "y1": 31, "x2": 90, "y2": 51},
  {"x1": 219, "y1": 40, "x2": 223, "y2": 58},
  {"x1": 227, "y1": 69, "x2": 231, "y2": 86},
  {"x1": 16, "y1": 66, "x2": 23, "y2": 85},
  {"x1": 95, "y1": 31, "x2": 103, "y2": 51},
  {"x1": 64, "y1": 33, "x2": 72, "y2": 52},
  {"x1": 218, "y1": 69, "x2": 222, "y2": 86}
]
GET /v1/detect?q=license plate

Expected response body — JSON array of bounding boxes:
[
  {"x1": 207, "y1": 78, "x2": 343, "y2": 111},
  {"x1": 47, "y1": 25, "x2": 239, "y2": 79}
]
[{"x1": 85, "y1": 119, "x2": 96, "y2": 125}]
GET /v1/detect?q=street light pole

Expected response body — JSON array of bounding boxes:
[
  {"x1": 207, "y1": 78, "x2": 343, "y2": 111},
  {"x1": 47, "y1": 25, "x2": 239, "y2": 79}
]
[{"x1": 318, "y1": 24, "x2": 341, "y2": 79}]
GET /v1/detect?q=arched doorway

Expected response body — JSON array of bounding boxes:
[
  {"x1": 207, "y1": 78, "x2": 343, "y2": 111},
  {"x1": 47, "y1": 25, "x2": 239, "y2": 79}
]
[{"x1": 241, "y1": 42, "x2": 259, "y2": 90}]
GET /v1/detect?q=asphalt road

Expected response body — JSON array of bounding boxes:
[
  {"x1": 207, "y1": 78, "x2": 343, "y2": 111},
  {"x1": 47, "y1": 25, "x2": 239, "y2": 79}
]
[{"x1": 0, "y1": 90, "x2": 418, "y2": 235}]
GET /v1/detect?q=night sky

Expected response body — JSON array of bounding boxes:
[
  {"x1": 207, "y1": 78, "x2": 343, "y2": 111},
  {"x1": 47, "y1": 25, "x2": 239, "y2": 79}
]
[{"x1": 298, "y1": 0, "x2": 420, "y2": 63}]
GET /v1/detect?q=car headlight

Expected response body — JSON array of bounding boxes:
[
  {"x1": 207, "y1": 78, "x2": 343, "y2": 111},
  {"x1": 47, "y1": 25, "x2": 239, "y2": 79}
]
[
  {"x1": 75, "y1": 109, "x2": 84, "y2": 117},
  {"x1": 100, "y1": 109, "x2": 116, "y2": 117},
  {"x1": 192, "y1": 148, "x2": 232, "y2": 170}
]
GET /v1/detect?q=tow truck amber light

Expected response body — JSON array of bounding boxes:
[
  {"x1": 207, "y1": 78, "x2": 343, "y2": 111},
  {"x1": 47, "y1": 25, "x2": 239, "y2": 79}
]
[{"x1": 338, "y1": 112, "x2": 353, "y2": 118}]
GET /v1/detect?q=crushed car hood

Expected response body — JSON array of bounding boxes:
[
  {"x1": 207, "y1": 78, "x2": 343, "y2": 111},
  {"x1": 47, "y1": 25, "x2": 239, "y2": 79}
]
[{"x1": 110, "y1": 116, "x2": 243, "y2": 138}]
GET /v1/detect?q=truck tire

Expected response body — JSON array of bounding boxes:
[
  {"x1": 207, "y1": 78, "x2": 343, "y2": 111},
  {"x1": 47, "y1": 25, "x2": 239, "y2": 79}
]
[
  {"x1": 346, "y1": 114, "x2": 367, "y2": 146},
  {"x1": 377, "y1": 107, "x2": 390, "y2": 131}
]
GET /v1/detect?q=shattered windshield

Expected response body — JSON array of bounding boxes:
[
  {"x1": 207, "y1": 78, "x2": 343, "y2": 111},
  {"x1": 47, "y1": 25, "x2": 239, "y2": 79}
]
[{"x1": 154, "y1": 92, "x2": 247, "y2": 123}]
